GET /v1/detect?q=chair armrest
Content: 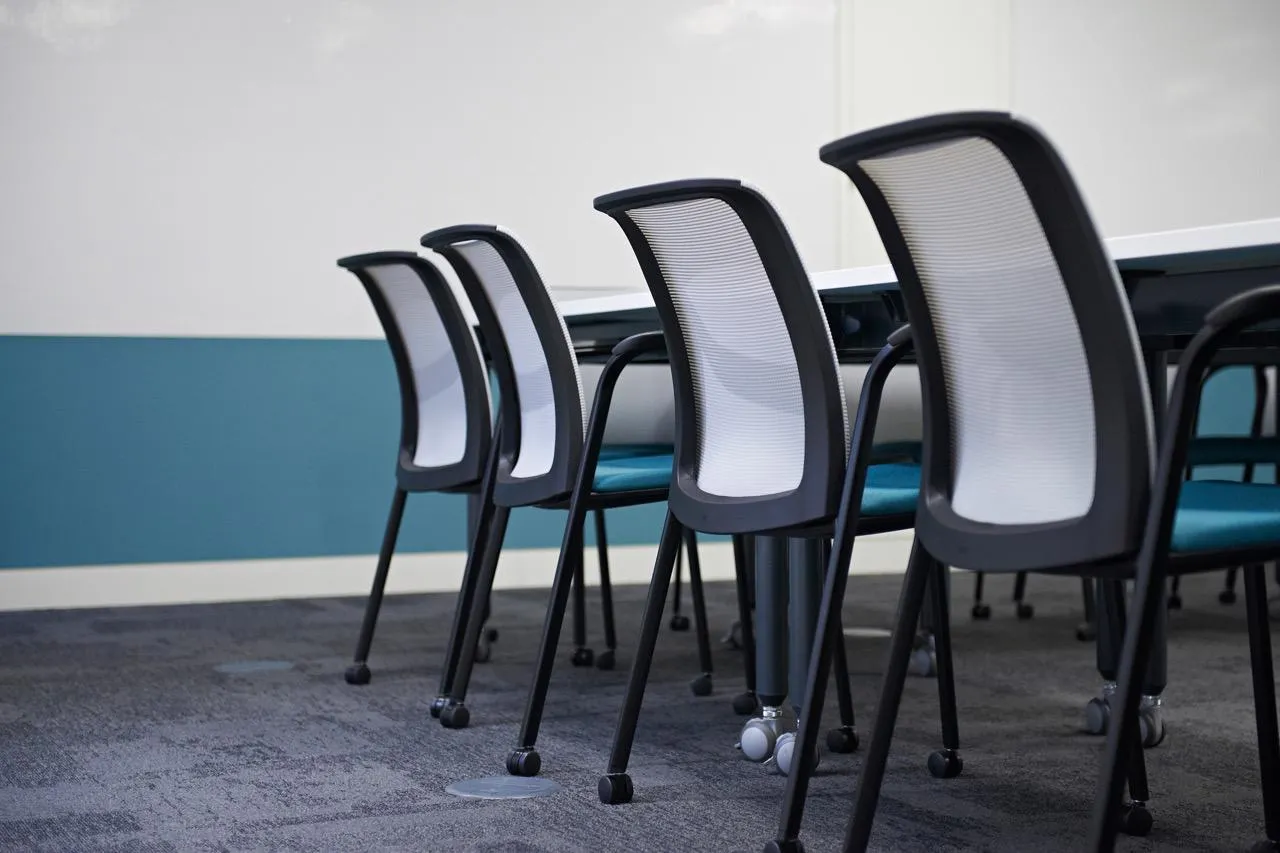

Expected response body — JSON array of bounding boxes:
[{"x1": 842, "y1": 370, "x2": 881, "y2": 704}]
[{"x1": 611, "y1": 331, "x2": 667, "y2": 360}]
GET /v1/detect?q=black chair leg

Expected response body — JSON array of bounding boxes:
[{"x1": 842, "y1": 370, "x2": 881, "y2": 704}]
[
  {"x1": 595, "y1": 510, "x2": 619, "y2": 671},
  {"x1": 437, "y1": 505, "x2": 511, "y2": 730},
  {"x1": 670, "y1": 545, "x2": 689, "y2": 631},
  {"x1": 843, "y1": 541, "x2": 934, "y2": 853},
  {"x1": 927, "y1": 557, "x2": 962, "y2": 779},
  {"x1": 1168, "y1": 575, "x2": 1183, "y2": 610},
  {"x1": 1078, "y1": 578, "x2": 1098, "y2": 642},
  {"x1": 1244, "y1": 563, "x2": 1280, "y2": 850},
  {"x1": 826, "y1": 611, "x2": 858, "y2": 754},
  {"x1": 570, "y1": 539, "x2": 593, "y2": 668},
  {"x1": 731, "y1": 534, "x2": 759, "y2": 715},
  {"x1": 971, "y1": 571, "x2": 990, "y2": 620},
  {"x1": 685, "y1": 530, "x2": 714, "y2": 697},
  {"x1": 1223, "y1": 566, "x2": 1241, "y2": 605},
  {"x1": 345, "y1": 487, "x2": 408, "y2": 686},
  {"x1": 1013, "y1": 570, "x2": 1033, "y2": 619},
  {"x1": 599, "y1": 512, "x2": 684, "y2": 805},
  {"x1": 506, "y1": 511, "x2": 589, "y2": 776}
]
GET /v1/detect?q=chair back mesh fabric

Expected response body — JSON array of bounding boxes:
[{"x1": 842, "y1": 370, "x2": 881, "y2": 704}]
[
  {"x1": 433, "y1": 232, "x2": 585, "y2": 487},
  {"x1": 821, "y1": 112, "x2": 1156, "y2": 568},
  {"x1": 362, "y1": 262, "x2": 485, "y2": 469},
  {"x1": 625, "y1": 197, "x2": 845, "y2": 498}
]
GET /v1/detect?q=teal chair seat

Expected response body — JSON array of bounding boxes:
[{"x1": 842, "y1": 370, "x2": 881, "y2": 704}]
[
  {"x1": 593, "y1": 453, "x2": 676, "y2": 492},
  {"x1": 862, "y1": 462, "x2": 921, "y2": 516},
  {"x1": 1172, "y1": 480, "x2": 1280, "y2": 553}
]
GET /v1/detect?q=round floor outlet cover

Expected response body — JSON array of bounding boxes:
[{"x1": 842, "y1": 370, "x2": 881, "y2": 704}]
[
  {"x1": 214, "y1": 660, "x2": 295, "y2": 674},
  {"x1": 446, "y1": 776, "x2": 561, "y2": 800},
  {"x1": 843, "y1": 627, "x2": 892, "y2": 639}
]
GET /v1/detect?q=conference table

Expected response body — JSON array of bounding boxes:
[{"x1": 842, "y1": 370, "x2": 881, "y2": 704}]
[{"x1": 557, "y1": 216, "x2": 1280, "y2": 751}]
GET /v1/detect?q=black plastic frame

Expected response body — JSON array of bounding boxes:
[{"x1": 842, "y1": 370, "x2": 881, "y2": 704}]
[
  {"x1": 420, "y1": 226, "x2": 584, "y2": 507},
  {"x1": 336, "y1": 250, "x2": 490, "y2": 492},
  {"x1": 819, "y1": 112, "x2": 1154, "y2": 571},
  {"x1": 593, "y1": 180, "x2": 847, "y2": 535}
]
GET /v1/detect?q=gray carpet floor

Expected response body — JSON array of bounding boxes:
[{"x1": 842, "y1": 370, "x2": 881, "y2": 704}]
[{"x1": 0, "y1": 570, "x2": 1274, "y2": 852}]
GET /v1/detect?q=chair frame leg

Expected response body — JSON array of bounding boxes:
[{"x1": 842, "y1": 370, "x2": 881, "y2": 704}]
[
  {"x1": 685, "y1": 529, "x2": 715, "y2": 690},
  {"x1": 732, "y1": 534, "x2": 759, "y2": 711},
  {"x1": 929, "y1": 557, "x2": 962, "y2": 760},
  {"x1": 348, "y1": 487, "x2": 408, "y2": 679},
  {"x1": 571, "y1": 537, "x2": 590, "y2": 657},
  {"x1": 1244, "y1": 563, "x2": 1280, "y2": 845},
  {"x1": 596, "y1": 510, "x2": 619, "y2": 657}
]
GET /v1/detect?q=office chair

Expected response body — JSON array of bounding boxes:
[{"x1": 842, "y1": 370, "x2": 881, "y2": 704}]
[
  {"x1": 590, "y1": 179, "x2": 921, "y2": 803},
  {"x1": 418, "y1": 225, "x2": 716, "y2": 732},
  {"x1": 335, "y1": 251, "x2": 634, "y2": 689},
  {"x1": 774, "y1": 110, "x2": 1280, "y2": 852}
]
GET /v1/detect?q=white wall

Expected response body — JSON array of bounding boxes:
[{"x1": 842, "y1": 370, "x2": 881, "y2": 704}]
[
  {"x1": 838, "y1": 0, "x2": 1280, "y2": 267},
  {"x1": 0, "y1": 0, "x2": 840, "y2": 338}
]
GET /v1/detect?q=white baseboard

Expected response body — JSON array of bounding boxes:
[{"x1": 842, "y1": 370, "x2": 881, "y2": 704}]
[{"x1": 0, "y1": 530, "x2": 915, "y2": 612}]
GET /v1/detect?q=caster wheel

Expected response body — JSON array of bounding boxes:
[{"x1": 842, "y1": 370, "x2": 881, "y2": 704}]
[
  {"x1": 439, "y1": 703, "x2": 470, "y2": 730},
  {"x1": 474, "y1": 641, "x2": 492, "y2": 664},
  {"x1": 1168, "y1": 594, "x2": 1183, "y2": 610},
  {"x1": 724, "y1": 621, "x2": 744, "y2": 650},
  {"x1": 927, "y1": 749, "x2": 963, "y2": 779},
  {"x1": 571, "y1": 647, "x2": 594, "y2": 667},
  {"x1": 1118, "y1": 802, "x2": 1153, "y2": 837},
  {"x1": 971, "y1": 603, "x2": 991, "y2": 620},
  {"x1": 732, "y1": 692, "x2": 759, "y2": 716},
  {"x1": 825, "y1": 726, "x2": 859, "y2": 754},
  {"x1": 344, "y1": 663, "x2": 371, "y2": 686},
  {"x1": 909, "y1": 647, "x2": 936, "y2": 678},
  {"x1": 1016, "y1": 602, "x2": 1035, "y2": 620},
  {"x1": 1221, "y1": 589, "x2": 1238, "y2": 605},
  {"x1": 595, "y1": 649, "x2": 616, "y2": 671},
  {"x1": 1249, "y1": 841, "x2": 1280, "y2": 853},
  {"x1": 1139, "y1": 708, "x2": 1167, "y2": 748},
  {"x1": 762, "y1": 842, "x2": 806, "y2": 853},
  {"x1": 506, "y1": 748, "x2": 541, "y2": 777},
  {"x1": 485, "y1": 627, "x2": 499, "y2": 643},
  {"x1": 598, "y1": 772, "x2": 633, "y2": 805},
  {"x1": 740, "y1": 718, "x2": 779, "y2": 762},
  {"x1": 774, "y1": 732, "x2": 817, "y2": 776},
  {"x1": 689, "y1": 673, "x2": 713, "y2": 697},
  {"x1": 428, "y1": 696, "x2": 447, "y2": 719},
  {"x1": 1084, "y1": 697, "x2": 1110, "y2": 735},
  {"x1": 1076, "y1": 622, "x2": 1097, "y2": 642},
  {"x1": 670, "y1": 614, "x2": 691, "y2": 632}
]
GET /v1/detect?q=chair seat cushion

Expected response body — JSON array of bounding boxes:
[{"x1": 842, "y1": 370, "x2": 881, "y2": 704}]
[
  {"x1": 862, "y1": 463, "x2": 921, "y2": 517},
  {"x1": 1173, "y1": 480, "x2": 1280, "y2": 553},
  {"x1": 593, "y1": 453, "x2": 676, "y2": 492}
]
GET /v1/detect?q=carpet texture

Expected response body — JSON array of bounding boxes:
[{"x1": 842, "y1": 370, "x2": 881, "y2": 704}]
[{"x1": 0, "y1": 570, "x2": 1273, "y2": 852}]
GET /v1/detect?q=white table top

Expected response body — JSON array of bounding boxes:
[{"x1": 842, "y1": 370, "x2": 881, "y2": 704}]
[{"x1": 561, "y1": 216, "x2": 1280, "y2": 320}]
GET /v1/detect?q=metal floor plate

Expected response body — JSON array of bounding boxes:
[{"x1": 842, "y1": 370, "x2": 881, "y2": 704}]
[{"x1": 445, "y1": 776, "x2": 562, "y2": 800}]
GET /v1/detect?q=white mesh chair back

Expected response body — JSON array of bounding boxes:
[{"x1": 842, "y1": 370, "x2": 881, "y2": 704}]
[
  {"x1": 421, "y1": 226, "x2": 585, "y2": 506},
  {"x1": 336, "y1": 251, "x2": 492, "y2": 492},
  {"x1": 820, "y1": 112, "x2": 1155, "y2": 570},
  {"x1": 595, "y1": 180, "x2": 849, "y2": 534}
]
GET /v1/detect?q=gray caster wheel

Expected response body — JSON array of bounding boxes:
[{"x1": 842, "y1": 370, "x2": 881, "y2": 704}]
[
  {"x1": 690, "y1": 673, "x2": 713, "y2": 697},
  {"x1": 506, "y1": 747, "x2": 541, "y2": 777},
  {"x1": 1084, "y1": 696, "x2": 1110, "y2": 735},
  {"x1": 740, "y1": 715, "x2": 788, "y2": 762},
  {"x1": 344, "y1": 663, "x2": 371, "y2": 685},
  {"x1": 909, "y1": 635, "x2": 937, "y2": 678},
  {"x1": 428, "y1": 696, "x2": 448, "y2": 719},
  {"x1": 598, "y1": 772, "x2": 633, "y2": 805},
  {"x1": 1139, "y1": 697, "x2": 1166, "y2": 748},
  {"x1": 773, "y1": 732, "x2": 818, "y2": 777},
  {"x1": 722, "y1": 620, "x2": 744, "y2": 650},
  {"x1": 439, "y1": 702, "x2": 470, "y2": 730},
  {"x1": 927, "y1": 748, "x2": 963, "y2": 778},
  {"x1": 595, "y1": 649, "x2": 616, "y2": 671}
]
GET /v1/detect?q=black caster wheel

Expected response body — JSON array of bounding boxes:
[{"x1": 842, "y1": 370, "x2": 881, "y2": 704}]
[
  {"x1": 971, "y1": 603, "x2": 991, "y2": 620},
  {"x1": 1220, "y1": 589, "x2": 1238, "y2": 605},
  {"x1": 1076, "y1": 622, "x2": 1097, "y2": 642},
  {"x1": 690, "y1": 673, "x2": 713, "y2": 697},
  {"x1": 1016, "y1": 602, "x2": 1035, "y2": 620},
  {"x1": 485, "y1": 627, "x2": 499, "y2": 643},
  {"x1": 1084, "y1": 697, "x2": 1110, "y2": 735},
  {"x1": 732, "y1": 691, "x2": 759, "y2": 716},
  {"x1": 595, "y1": 649, "x2": 616, "y2": 671},
  {"x1": 670, "y1": 614, "x2": 691, "y2": 632},
  {"x1": 724, "y1": 621, "x2": 744, "y2": 650},
  {"x1": 1118, "y1": 802, "x2": 1153, "y2": 837},
  {"x1": 428, "y1": 696, "x2": 448, "y2": 719},
  {"x1": 825, "y1": 726, "x2": 859, "y2": 754},
  {"x1": 1168, "y1": 594, "x2": 1183, "y2": 610},
  {"x1": 439, "y1": 703, "x2": 470, "y2": 730},
  {"x1": 570, "y1": 647, "x2": 594, "y2": 667},
  {"x1": 761, "y1": 841, "x2": 805, "y2": 853},
  {"x1": 344, "y1": 663, "x2": 371, "y2": 686},
  {"x1": 927, "y1": 749, "x2": 963, "y2": 779},
  {"x1": 598, "y1": 772, "x2": 633, "y2": 805},
  {"x1": 1248, "y1": 840, "x2": 1280, "y2": 853},
  {"x1": 506, "y1": 747, "x2": 541, "y2": 777}
]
